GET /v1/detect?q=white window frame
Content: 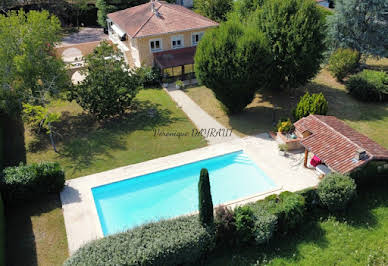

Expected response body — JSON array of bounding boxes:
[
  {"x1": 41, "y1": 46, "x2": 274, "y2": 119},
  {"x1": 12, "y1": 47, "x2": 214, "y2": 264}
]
[
  {"x1": 191, "y1": 32, "x2": 204, "y2": 46},
  {"x1": 171, "y1": 35, "x2": 184, "y2": 49},
  {"x1": 149, "y1": 38, "x2": 163, "y2": 53}
]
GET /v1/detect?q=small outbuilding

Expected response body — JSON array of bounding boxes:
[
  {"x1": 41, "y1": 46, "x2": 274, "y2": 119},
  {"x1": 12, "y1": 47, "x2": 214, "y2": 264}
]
[{"x1": 294, "y1": 115, "x2": 388, "y2": 174}]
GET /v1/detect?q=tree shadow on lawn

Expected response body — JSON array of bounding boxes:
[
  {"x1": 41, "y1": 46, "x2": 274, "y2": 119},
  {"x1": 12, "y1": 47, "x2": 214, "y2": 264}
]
[{"x1": 5, "y1": 194, "x2": 64, "y2": 266}]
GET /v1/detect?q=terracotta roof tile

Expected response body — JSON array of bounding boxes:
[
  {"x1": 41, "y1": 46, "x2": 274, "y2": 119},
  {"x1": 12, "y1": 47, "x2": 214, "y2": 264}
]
[
  {"x1": 294, "y1": 115, "x2": 388, "y2": 173},
  {"x1": 107, "y1": 1, "x2": 218, "y2": 38}
]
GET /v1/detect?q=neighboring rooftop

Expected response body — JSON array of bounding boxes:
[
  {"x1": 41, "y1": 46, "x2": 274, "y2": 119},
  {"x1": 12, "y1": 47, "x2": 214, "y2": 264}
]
[
  {"x1": 294, "y1": 115, "x2": 388, "y2": 174},
  {"x1": 107, "y1": 1, "x2": 218, "y2": 38}
]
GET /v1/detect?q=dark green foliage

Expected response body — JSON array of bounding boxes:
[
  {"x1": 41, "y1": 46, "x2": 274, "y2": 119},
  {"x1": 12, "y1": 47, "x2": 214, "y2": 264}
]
[
  {"x1": 257, "y1": 191, "x2": 305, "y2": 234},
  {"x1": 234, "y1": 206, "x2": 255, "y2": 244},
  {"x1": 0, "y1": 162, "x2": 65, "y2": 204},
  {"x1": 350, "y1": 161, "x2": 388, "y2": 186},
  {"x1": 232, "y1": 0, "x2": 265, "y2": 19},
  {"x1": 214, "y1": 205, "x2": 236, "y2": 246},
  {"x1": 346, "y1": 70, "x2": 388, "y2": 102},
  {"x1": 317, "y1": 173, "x2": 357, "y2": 211},
  {"x1": 328, "y1": 48, "x2": 360, "y2": 81},
  {"x1": 195, "y1": 20, "x2": 272, "y2": 113},
  {"x1": 195, "y1": 0, "x2": 234, "y2": 22},
  {"x1": 134, "y1": 66, "x2": 162, "y2": 87},
  {"x1": 64, "y1": 215, "x2": 215, "y2": 266},
  {"x1": 253, "y1": 0, "x2": 326, "y2": 90},
  {"x1": 69, "y1": 41, "x2": 141, "y2": 120},
  {"x1": 0, "y1": 193, "x2": 4, "y2": 266},
  {"x1": 251, "y1": 208, "x2": 277, "y2": 245},
  {"x1": 198, "y1": 168, "x2": 214, "y2": 227},
  {"x1": 296, "y1": 187, "x2": 319, "y2": 210},
  {"x1": 293, "y1": 92, "x2": 328, "y2": 120}
]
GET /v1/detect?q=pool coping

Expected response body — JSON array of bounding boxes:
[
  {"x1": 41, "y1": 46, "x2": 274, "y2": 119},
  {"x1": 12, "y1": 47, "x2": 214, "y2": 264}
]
[{"x1": 61, "y1": 134, "x2": 319, "y2": 255}]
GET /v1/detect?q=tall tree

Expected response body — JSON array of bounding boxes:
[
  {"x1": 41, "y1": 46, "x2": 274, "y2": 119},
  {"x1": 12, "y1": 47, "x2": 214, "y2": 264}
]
[
  {"x1": 0, "y1": 10, "x2": 68, "y2": 161},
  {"x1": 195, "y1": 0, "x2": 233, "y2": 22},
  {"x1": 252, "y1": 0, "x2": 326, "y2": 90},
  {"x1": 195, "y1": 19, "x2": 272, "y2": 113},
  {"x1": 69, "y1": 41, "x2": 141, "y2": 120},
  {"x1": 198, "y1": 168, "x2": 214, "y2": 227},
  {"x1": 71, "y1": 0, "x2": 91, "y2": 29},
  {"x1": 232, "y1": 0, "x2": 264, "y2": 20},
  {"x1": 326, "y1": 0, "x2": 388, "y2": 57}
]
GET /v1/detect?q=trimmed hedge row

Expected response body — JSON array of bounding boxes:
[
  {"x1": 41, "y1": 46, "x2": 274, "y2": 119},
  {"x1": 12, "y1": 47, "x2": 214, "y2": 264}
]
[
  {"x1": 64, "y1": 215, "x2": 215, "y2": 266},
  {"x1": 0, "y1": 162, "x2": 65, "y2": 204},
  {"x1": 346, "y1": 70, "x2": 388, "y2": 102}
]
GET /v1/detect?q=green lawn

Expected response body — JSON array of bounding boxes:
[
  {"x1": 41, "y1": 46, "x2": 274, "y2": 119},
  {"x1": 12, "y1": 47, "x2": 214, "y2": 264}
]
[
  {"x1": 5, "y1": 87, "x2": 206, "y2": 266},
  {"x1": 185, "y1": 59, "x2": 388, "y2": 149},
  {"x1": 207, "y1": 184, "x2": 388, "y2": 265},
  {"x1": 26, "y1": 88, "x2": 207, "y2": 180}
]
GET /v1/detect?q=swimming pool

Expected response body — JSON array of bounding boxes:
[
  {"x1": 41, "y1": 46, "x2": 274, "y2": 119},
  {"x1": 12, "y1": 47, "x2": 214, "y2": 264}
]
[{"x1": 92, "y1": 150, "x2": 276, "y2": 236}]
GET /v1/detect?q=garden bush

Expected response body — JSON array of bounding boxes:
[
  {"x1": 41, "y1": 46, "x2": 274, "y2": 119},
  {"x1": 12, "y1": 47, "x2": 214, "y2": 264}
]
[
  {"x1": 293, "y1": 92, "x2": 328, "y2": 120},
  {"x1": 328, "y1": 48, "x2": 360, "y2": 81},
  {"x1": 276, "y1": 118, "x2": 294, "y2": 133},
  {"x1": 258, "y1": 191, "x2": 305, "y2": 234},
  {"x1": 350, "y1": 161, "x2": 388, "y2": 186},
  {"x1": 317, "y1": 173, "x2": 357, "y2": 211},
  {"x1": 134, "y1": 66, "x2": 161, "y2": 87},
  {"x1": 214, "y1": 205, "x2": 236, "y2": 246},
  {"x1": 346, "y1": 70, "x2": 388, "y2": 102},
  {"x1": 252, "y1": 208, "x2": 277, "y2": 245},
  {"x1": 296, "y1": 187, "x2": 319, "y2": 210},
  {"x1": 0, "y1": 162, "x2": 65, "y2": 203},
  {"x1": 198, "y1": 168, "x2": 214, "y2": 227},
  {"x1": 0, "y1": 193, "x2": 5, "y2": 266},
  {"x1": 233, "y1": 205, "x2": 255, "y2": 244},
  {"x1": 64, "y1": 215, "x2": 215, "y2": 266}
]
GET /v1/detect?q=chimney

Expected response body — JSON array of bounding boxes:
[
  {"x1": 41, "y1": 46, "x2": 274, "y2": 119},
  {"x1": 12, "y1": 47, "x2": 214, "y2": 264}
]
[{"x1": 354, "y1": 148, "x2": 368, "y2": 161}]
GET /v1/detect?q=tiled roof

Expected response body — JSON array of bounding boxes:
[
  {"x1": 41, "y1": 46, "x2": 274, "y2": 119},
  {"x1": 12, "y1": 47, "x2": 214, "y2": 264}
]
[
  {"x1": 294, "y1": 115, "x2": 388, "y2": 173},
  {"x1": 107, "y1": 1, "x2": 218, "y2": 38},
  {"x1": 154, "y1": 46, "x2": 196, "y2": 68}
]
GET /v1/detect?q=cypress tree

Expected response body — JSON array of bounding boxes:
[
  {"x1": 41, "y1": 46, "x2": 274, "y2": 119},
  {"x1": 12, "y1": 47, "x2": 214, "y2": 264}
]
[{"x1": 198, "y1": 168, "x2": 214, "y2": 227}]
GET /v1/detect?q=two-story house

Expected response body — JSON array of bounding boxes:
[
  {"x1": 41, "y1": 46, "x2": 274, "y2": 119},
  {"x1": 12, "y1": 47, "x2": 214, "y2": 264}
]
[{"x1": 107, "y1": 0, "x2": 218, "y2": 81}]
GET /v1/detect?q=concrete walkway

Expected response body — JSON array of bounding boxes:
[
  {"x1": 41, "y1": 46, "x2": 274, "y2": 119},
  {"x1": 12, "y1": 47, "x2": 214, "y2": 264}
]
[{"x1": 164, "y1": 81, "x2": 239, "y2": 145}]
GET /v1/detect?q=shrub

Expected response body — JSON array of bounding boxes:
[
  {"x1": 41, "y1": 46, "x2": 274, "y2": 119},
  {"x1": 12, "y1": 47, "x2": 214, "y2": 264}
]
[
  {"x1": 276, "y1": 118, "x2": 294, "y2": 133},
  {"x1": 134, "y1": 66, "x2": 161, "y2": 87},
  {"x1": 296, "y1": 187, "x2": 319, "y2": 210},
  {"x1": 317, "y1": 173, "x2": 357, "y2": 211},
  {"x1": 234, "y1": 206, "x2": 255, "y2": 244},
  {"x1": 0, "y1": 193, "x2": 4, "y2": 266},
  {"x1": 252, "y1": 208, "x2": 277, "y2": 245},
  {"x1": 0, "y1": 162, "x2": 65, "y2": 203},
  {"x1": 350, "y1": 161, "x2": 388, "y2": 186},
  {"x1": 198, "y1": 168, "x2": 214, "y2": 227},
  {"x1": 259, "y1": 191, "x2": 305, "y2": 234},
  {"x1": 293, "y1": 92, "x2": 328, "y2": 120},
  {"x1": 346, "y1": 70, "x2": 388, "y2": 102},
  {"x1": 328, "y1": 48, "x2": 360, "y2": 81},
  {"x1": 64, "y1": 215, "x2": 215, "y2": 266},
  {"x1": 214, "y1": 205, "x2": 236, "y2": 246}
]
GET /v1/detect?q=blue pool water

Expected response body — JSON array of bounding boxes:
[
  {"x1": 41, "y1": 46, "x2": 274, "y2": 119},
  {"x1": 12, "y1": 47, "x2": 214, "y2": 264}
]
[{"x1": 92, "y1": 151, "x2": 276, "y2": 236}]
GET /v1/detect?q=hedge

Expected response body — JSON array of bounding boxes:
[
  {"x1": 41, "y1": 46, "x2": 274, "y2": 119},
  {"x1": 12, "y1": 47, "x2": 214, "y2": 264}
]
[
  {"x1": 0, "y1": 162, "x2": 65, "y2": 204},
  {"x1": 350, "y1": 161, "x2": 388, "y2": 186},
  {"x1": 64, "y1": 215, "x2": 215, "y2": 266},
  {"x1": 0, "y1": 193, "x2": 4, "y2": 266},
  {"x1": 346, "y1": 70, "x2": 388, "y2": 102}
]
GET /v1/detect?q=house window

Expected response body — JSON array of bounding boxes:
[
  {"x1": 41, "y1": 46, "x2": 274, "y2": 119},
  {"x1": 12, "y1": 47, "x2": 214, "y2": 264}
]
[
  {"x1": 171, "y1": 35, "x2": 184, "y2": 49},
  {"x1": 191, "y1": 32, "x2": 204, "y2": 46},
  {"x1": 150, "y1": 39, "x2": 162, "y2": 52}
]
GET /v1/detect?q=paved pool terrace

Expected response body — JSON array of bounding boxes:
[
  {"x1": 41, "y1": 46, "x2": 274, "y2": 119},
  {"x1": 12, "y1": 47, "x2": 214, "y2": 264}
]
[{"x1": 60, "y1": 134, "x2": 319, "y2": 254}]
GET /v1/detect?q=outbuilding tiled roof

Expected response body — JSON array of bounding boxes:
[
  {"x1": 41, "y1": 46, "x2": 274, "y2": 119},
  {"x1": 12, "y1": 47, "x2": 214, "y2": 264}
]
[
  {"x1": 107, "y1": 1, "x2": 218, "y2": 38},
  {"x1": 294, "y1": 115, "x2": 388, "y2": 174}
]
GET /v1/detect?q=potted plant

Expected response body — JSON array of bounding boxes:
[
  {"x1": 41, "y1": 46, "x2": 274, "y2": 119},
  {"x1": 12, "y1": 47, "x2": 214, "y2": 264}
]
[
  {"x1": 176, "y1": 80, "x2": 184, "y2": 89},
  {"x1": 278, "y1": 143, "x2": 289, "y2": 156}
]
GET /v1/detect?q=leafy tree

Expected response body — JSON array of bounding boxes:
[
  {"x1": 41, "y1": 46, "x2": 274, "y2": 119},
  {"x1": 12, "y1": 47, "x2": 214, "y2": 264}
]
[
  {"x1": 293, "y1": 92, "x2": 328, "y2": 120},
  {"x1": 232, "y1": 0, "x2": 264, "y2": 20},
  {"x1": 0, "y1": 10, "x2": 68, "y2": 163},
  {"x1": 198, "y1": 168, "x2": 214, "y2": 227},
  {"x1": 195, "y1": 0, "x2": 233, "y2": 22},
  {"x1": 252, "y1": 0, "x2": 326, "y2": 90},
  {"x1": 195, "y1": 20, "x2": 272, "y2": 113},
  {"x1": 70, "y1": 0, "x2": 92, "y2": 29},
  {"x1": 70, "y1": 41, "x2": 141, "y2": 119},
  {"x1": 326, "y1": 0, "x2": 388, "y2": 57}
]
